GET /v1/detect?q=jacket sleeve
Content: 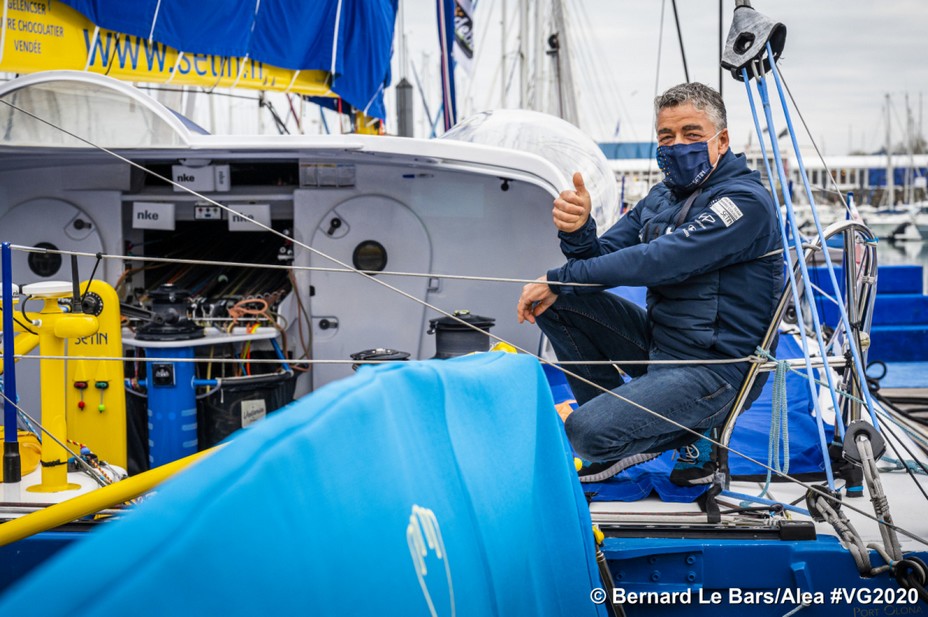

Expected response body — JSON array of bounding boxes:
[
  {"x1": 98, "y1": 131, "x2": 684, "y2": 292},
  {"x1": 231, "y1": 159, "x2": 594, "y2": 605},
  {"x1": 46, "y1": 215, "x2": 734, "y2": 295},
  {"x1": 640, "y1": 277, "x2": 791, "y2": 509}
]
[
  {"x1": 548, "y1": 190, "x2": 775, "y2": 294},
  {"x1": 557, "y1": 205, "x2": 644, "y2": 259}
]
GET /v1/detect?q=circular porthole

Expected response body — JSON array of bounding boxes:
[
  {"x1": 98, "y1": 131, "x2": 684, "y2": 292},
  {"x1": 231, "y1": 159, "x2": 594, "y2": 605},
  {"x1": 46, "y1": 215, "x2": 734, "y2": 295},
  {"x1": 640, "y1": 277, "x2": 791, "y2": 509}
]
[
  {"x1": 27, "y1": 242, "x2": 62, "y2": 277},
  {"x1": 352, "y1": 240, "x2": 387, "y2": 273}
]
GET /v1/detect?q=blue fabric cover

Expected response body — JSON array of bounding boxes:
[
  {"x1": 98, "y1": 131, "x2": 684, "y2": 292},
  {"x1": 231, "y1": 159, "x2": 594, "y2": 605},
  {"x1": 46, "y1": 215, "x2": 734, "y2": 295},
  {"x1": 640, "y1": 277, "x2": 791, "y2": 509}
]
[
  {"x1": 0, "y1": 353, "x2": 605, "y2": 617},
  {"x1": 60, "y1": 0, "x2": 396, "y2": 118}
]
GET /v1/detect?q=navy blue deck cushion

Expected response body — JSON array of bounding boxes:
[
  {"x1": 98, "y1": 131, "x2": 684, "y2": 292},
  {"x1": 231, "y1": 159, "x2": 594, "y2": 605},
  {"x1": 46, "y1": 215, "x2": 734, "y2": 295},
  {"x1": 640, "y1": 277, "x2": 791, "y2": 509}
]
[{"x1": 0, "y1": 353, "x2": 605, "y2": 616}]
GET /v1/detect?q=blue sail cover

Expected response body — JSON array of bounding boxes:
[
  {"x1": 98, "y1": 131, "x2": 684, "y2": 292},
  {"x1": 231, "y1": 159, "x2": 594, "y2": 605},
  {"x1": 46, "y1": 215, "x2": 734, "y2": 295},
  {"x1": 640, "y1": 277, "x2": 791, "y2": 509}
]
[
  {"x1": 60, "y1": 0, "x2": 397, "y2": 118},
  {"x1": 0, "y1": 353, "x2": 606, "y2": 616}
]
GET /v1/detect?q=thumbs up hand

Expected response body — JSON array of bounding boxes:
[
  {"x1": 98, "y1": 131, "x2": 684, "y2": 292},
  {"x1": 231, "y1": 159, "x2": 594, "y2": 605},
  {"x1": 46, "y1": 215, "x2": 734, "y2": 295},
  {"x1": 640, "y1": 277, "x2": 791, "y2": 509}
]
[{"x1": 552, "y1": 172, "x2": 592, "y2": 233}]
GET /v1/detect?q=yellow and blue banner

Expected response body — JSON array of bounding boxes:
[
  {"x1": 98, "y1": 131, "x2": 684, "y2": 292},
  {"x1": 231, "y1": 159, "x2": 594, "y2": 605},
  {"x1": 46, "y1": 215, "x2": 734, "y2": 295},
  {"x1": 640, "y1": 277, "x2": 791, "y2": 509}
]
[{"x1": 0, "y1": 0, "x2": 396, "y2": 119}]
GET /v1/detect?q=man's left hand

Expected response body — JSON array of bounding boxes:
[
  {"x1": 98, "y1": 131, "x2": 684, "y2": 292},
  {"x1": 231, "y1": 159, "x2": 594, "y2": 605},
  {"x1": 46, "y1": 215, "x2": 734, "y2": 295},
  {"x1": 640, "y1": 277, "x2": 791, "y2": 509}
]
[{"x1": 517, "y1": 277, "x2": 557, "y2": 324}]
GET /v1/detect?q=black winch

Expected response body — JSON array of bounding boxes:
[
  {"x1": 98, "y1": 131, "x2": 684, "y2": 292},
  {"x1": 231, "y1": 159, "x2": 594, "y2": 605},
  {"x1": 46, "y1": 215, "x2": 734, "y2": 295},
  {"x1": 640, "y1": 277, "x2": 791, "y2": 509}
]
[
  {"x1": 428, "y1": 310, "x2": 496, "y2": 359},
  {"x1": 349, "y1": 348, "x2": 411, "y2": 371},
  {"x1": 132, "y1": 285, "x2": 205, "y2": 341}
]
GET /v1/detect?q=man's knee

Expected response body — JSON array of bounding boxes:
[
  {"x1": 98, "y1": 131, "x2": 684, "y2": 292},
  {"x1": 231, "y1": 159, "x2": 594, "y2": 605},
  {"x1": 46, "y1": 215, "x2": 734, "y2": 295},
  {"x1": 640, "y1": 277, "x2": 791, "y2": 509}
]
[
  {"x1": 535, "y1": 299, "x2": 564, "y2": 326},
  {"x1": 565, "y1": 409, "x2": 620, "y2": 462}
]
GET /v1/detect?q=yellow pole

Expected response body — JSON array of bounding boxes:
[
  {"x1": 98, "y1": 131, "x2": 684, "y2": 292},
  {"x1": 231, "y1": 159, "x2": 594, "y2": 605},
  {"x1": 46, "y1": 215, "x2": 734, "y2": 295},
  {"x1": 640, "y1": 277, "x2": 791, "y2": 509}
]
[
  {"x1": 27, "y1": 298, "x2": 79, "y2": 493},
  {"x1": 0, "y1": 446, "x2": 220, "y2": 547},
  {"x1": 17, "y1": 292, "x2": 98, "y2": 493}
]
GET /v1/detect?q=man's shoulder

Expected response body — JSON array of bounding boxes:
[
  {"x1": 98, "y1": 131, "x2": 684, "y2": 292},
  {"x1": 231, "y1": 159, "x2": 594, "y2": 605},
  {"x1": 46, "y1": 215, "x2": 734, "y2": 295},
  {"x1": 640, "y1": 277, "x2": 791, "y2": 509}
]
[
  {"x1": 709, "y1": 170, "x2": 774, "y2": 210},
  {"x1": 638, "y1": 182, "x2": 671, "y2": 209}
]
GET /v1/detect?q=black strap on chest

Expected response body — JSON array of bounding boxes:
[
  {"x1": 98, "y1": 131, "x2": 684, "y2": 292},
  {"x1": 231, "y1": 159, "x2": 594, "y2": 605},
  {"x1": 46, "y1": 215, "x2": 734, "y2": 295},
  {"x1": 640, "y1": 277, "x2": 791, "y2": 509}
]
[{"x1": 672, "y1": 188, "x2": 704, "y2": 230}]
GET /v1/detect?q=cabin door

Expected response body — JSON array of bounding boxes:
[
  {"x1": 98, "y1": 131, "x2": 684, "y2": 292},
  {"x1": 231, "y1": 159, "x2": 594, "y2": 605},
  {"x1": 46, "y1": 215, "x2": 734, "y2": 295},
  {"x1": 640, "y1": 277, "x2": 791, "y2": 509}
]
[{"x1": 309, "y1": 196, "x2": 432, "y2": 387}]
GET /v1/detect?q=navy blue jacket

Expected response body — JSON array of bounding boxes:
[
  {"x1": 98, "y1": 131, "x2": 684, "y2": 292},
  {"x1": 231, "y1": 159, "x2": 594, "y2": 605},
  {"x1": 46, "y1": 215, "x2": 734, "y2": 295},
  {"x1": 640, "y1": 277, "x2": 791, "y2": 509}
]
[{"x1": 546, "y1": 149, "x2": 783, "y2": 386}]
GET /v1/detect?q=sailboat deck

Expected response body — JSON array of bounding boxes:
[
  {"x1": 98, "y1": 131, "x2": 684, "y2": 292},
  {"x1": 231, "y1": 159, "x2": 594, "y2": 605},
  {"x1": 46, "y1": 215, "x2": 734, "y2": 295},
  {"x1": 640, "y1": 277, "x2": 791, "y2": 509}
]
[{"x1": 592, "y1": 472, "x2": 928, "y2": 548}]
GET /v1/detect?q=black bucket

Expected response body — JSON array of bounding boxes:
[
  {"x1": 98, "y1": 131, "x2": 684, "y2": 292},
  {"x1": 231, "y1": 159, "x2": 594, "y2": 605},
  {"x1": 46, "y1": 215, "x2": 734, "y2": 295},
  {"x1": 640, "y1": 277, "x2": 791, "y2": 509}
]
[
  {"x1": 428, "y1": 310, "x2": 495, "y2": 359},
  {"x1": 198, "y1": 372, "x2": 296, "y2": 449}
]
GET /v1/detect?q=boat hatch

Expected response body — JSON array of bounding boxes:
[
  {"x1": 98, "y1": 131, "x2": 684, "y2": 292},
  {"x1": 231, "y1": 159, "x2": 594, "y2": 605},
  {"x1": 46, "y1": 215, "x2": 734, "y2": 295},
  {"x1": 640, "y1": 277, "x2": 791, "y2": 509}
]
[{"x1": 0, "y1": 70, "x2": 196, "y2": 149}]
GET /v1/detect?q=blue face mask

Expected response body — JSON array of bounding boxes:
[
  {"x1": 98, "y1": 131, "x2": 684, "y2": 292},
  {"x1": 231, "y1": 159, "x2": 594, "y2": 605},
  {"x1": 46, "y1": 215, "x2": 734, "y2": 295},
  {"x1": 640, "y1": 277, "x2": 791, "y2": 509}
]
[{"x1": 656, "y1": 131, "x2": 723, "y2": 192}]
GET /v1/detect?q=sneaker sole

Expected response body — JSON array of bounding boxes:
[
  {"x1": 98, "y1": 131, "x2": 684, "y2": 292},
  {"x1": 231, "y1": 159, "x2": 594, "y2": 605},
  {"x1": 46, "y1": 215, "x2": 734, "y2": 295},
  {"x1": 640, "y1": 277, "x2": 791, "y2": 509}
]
[
  {"x1": 579, "y1": 452, "x2": 660, "y2": 483},
  {"x1": 669, "y1": 471, "x2": 716, "y2": 487}
]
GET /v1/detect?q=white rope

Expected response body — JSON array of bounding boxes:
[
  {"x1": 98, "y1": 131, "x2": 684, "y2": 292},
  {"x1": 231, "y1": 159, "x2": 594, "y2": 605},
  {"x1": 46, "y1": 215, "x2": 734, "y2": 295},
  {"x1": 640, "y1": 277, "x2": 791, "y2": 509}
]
[
  {"x1": 5, "y1": 353, "x2": 752, "y2": 366},
  {"x1": 148, "y1": 0, "x2": 163, "y2": 44},
  {"x1": 83, "y1": 27, "x2": 101, "y2": 72},
  {"x1": 2, "y1": 97, "x2": 928, "y2": 550},
  {"x1": 9, "y1": 245, "x2": 602, "y2": 288}
]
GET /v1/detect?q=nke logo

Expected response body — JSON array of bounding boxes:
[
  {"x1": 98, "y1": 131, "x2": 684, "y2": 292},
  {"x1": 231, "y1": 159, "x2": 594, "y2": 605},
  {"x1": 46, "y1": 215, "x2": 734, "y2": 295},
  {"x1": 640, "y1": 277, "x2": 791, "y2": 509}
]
[
  {"x1": 176, "y1": 173, "x2": 196, "y2": 182},
  {"x1": 136, "y1": 210, "x2": 159, "y2": 220}
]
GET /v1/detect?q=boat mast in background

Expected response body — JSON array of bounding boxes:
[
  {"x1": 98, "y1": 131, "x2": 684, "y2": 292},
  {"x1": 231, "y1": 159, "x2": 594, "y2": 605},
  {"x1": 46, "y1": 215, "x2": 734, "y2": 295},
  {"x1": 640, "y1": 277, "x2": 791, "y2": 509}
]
[
  {"x1": 395, "y1": 0, "x2": 415, "y2": 137},
  {"x1": 886, "y1": 93, "x2": 895, "y2": 206},
  {"x1": 519, "y1": 0, "x2": 529, "y2": 108},
  {"x1": 548, "y1": 0, "x2": 579, "y2": 125}
]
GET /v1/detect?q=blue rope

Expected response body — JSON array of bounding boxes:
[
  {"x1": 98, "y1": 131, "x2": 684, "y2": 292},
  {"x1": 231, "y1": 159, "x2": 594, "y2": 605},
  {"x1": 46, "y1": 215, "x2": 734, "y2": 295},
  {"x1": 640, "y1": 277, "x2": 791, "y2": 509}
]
[
  {"x1": 766, "y1": 42, "x2": 881, "y2": 432},
  {"x1": 752, "y1": 359, "x2": 790, "y2": 501},
  {"x1": 879, "y1": 456, "x2": 928, "y2": 476},
  {"x1": 724, "y1": 490, "x2": 811, "y2": 517},
  {"x1": 742, "y1": 65, "x2": 836, "y2": 490}
]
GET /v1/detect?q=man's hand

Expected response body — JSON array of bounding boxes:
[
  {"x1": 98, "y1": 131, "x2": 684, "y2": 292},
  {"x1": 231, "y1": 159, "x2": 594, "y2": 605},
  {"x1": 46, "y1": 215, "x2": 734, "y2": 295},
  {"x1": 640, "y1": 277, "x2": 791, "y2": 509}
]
[
  {"x1": 517, "y1": 277, "x2": 557, "y2": 324},
  {"x1": 552, "y1": 172, "x2": 591, "y2": 233}
]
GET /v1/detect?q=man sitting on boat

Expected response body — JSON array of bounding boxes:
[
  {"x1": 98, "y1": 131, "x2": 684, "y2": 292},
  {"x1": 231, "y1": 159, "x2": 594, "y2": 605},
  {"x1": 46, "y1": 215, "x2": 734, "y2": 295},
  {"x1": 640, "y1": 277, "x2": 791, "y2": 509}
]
[{"x1": 517, "y1": 82, "x2": 783, "y2": 486}]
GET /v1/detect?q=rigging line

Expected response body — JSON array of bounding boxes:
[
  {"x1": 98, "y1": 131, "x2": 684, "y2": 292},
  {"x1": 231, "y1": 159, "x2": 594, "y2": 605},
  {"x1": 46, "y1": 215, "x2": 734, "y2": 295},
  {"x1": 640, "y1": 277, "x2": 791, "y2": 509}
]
[
  {"x1": 871, "y1": 399, "x2": 928, "y2": 453},
  {"x1": 5, "y1": 351, "x2": 844, "y2": 372},
  {"x1": 9, "y1": 245, "x2": 603, "y2": 288},
  {"x1": 753, "y1": 62, "x2": 851, "y2": 466},
  {"x1": 9, "y1": 354, "x2": 757, "y2": 366},
  {"x1": 570, "y1": 0, "x2": 638, "y2": 142},
  {"x1": 871, "y1": 406, "x2": 928, "y2": 503},
  {"x1": 499, "y1": 0, "x2": 523, "y2": 104},
  {"x1": 648, "y1": 0, "x2": 666, "y2": 179},
  {"x1": 139, "y1": 84, "x2": 264, "y2": 103},
  {"x1": 768, "y1": 47, "x2": 882, "y2": 433},
  {"x1": 564, "y1": 0, "x2": 620, "y2": 139},
  {"x1": 776, "y1": 66, "x2": 851, "y2": 215},
  {"x1": 461, "y1": 0, "x2": 496, "y2": 105},
  {"x1": 3, "y1": 101, "x2": 926, "y2": 549},
  {"x1": 743, "y1": 64, "x2": 844, "y2": 478},
  {"x1": 669, "y1": 0, "x2": 689, "y2": 83},
  {"x1": 0, "y1": 390, "x2": 110, "y2": 488},
  {"x1": 0, "y1": 99, "x2": 579, "y2": 362},
  {"x1": 653, "y1": 0, "x2": 666, "y2": 102}
]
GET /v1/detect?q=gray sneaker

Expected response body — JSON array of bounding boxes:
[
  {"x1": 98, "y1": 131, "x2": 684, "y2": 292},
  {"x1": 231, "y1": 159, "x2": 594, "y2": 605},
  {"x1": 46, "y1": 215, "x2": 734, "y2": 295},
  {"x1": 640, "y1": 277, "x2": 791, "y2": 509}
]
[{"x1": 577, "y1": 452, "x2": 661, "y2": 483}]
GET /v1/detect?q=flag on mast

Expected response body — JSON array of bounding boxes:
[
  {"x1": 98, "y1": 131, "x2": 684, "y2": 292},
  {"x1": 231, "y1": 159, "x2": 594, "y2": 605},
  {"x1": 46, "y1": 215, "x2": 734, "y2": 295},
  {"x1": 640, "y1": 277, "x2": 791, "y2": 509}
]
[
  {"x1": 453, "y1": 0, "x2": 477, "y2": 75},
  {"x1": 437, "y1": 0, "x2": 458, "y2": 130}
]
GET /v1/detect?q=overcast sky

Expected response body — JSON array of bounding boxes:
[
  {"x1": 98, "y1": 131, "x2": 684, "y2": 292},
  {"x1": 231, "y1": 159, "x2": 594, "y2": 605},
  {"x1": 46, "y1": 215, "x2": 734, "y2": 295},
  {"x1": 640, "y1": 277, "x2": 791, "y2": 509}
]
[{"x1": 395, "y1": 0, "x2": 927, "y2": 156}]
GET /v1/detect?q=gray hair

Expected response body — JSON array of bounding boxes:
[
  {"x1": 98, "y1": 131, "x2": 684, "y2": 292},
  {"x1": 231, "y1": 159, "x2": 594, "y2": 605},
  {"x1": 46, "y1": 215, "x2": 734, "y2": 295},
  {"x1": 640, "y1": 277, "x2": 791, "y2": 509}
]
[{"x1": 654, "y1": 82, "x2": 727, "y2": 131}]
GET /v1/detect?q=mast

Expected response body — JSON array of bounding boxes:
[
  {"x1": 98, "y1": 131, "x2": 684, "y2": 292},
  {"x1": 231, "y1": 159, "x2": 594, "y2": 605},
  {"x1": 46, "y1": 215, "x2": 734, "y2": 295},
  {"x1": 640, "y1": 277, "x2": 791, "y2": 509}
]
[
  {"x1": 532, "y1": 0, "x2": 543, "y2": 111},
  {"x1": 549, "y1": 0, "x2": 578, "y2": 125},
  {"x1": 500, "y1": 0, "x2": 507, "y2": 107},
  {"x1": 519, "y1": 0, "x2": 529, "y2": 107},
  {"x1": 395, "y1": 0, "x2": 413, "y2": 136},
  {"x1": 906, "y1": 92, "x2": 915, "y2": 204},
  {"x1": 886, "y1": 93, "x2": 894, "y2": 206}
]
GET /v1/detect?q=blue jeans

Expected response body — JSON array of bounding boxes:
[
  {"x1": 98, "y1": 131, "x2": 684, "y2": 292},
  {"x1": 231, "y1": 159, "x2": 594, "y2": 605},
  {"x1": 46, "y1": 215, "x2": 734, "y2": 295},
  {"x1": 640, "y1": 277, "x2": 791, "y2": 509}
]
[{"x1": 536, "y1": 292, "x2": 739, "y2": 462}]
